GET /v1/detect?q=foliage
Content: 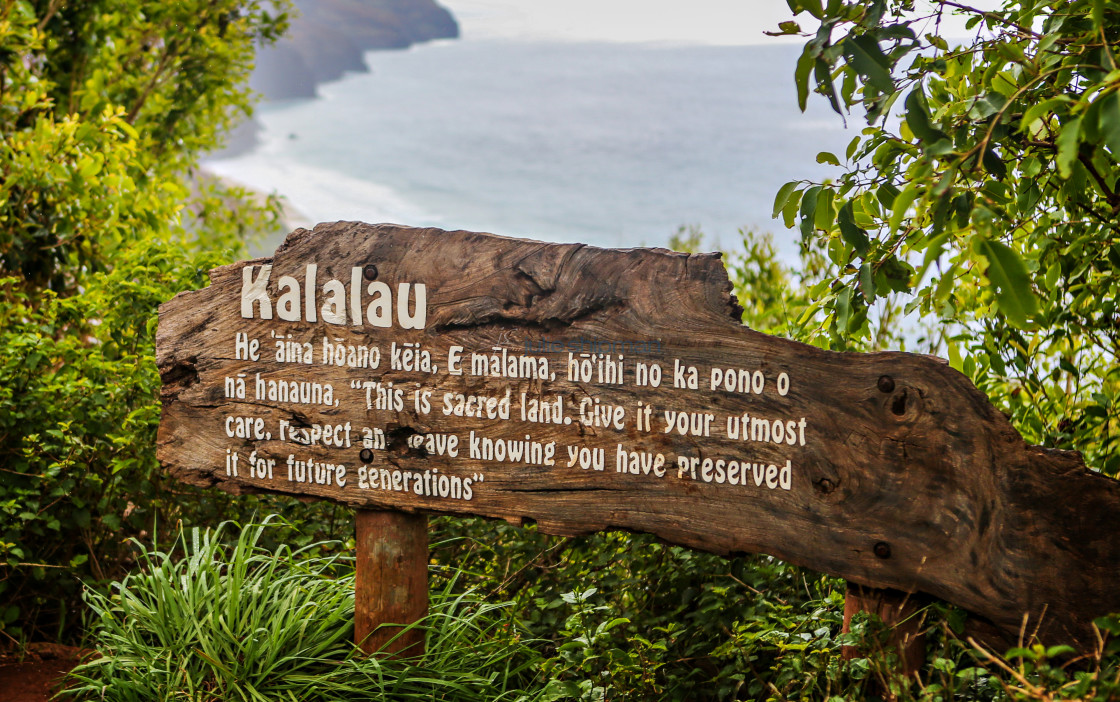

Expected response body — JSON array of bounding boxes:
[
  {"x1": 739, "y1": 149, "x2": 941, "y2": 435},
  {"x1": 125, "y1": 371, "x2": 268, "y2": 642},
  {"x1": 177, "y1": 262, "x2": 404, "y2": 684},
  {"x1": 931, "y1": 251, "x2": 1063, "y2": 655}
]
[
  {"x1": 772, "y1": 0, "x2": 1120, "y2": 475},
  {"x1": 0, "y1": 0, "x2": 288, "y2": 294},
  {"x1": 0, "y1": 242, "x2": 359, "y2": 643},
  {"x1": 2, "y1": 0, "x2": 1118, "y2": 700},
  {"x1": 54, "y1": 510, "x2": 1120, "y2": 701},
  {"x1": 965, "y1": 622, "x2": 1120, "y2": 702},
  {"x1": 63, "y1": 519, "x2": 544, "y2": 702},
  {"x1": 0, "y1": 0, "x2": 291, "y2": 643},
  {"x1": 0, "y1": 246, "x2": 212, "y2": 642},
  {"x1": 432, "y1": 514, "x2": 1120, "y2": 701},
  {"x1": 431, "y1": 517, "x2": 872, "y2": 701}
]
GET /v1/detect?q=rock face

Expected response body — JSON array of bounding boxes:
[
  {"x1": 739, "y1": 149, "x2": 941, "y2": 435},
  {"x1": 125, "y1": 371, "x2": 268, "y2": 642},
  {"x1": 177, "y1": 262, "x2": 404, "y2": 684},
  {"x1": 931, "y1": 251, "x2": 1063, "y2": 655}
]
[{"x1": 251, "y1": 0, "x2": 459, "y2": 101}]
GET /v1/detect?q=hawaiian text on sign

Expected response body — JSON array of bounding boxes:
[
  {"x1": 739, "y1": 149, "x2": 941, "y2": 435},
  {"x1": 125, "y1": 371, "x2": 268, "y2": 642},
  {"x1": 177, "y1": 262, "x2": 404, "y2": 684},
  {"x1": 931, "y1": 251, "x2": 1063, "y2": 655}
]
[{"x1": 240, "y1": 263, "x2": 427, "y2": 328}]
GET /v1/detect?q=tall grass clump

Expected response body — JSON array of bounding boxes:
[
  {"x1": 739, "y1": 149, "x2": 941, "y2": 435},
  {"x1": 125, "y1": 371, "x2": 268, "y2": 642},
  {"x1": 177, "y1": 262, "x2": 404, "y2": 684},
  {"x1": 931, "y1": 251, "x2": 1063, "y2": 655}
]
[{"x1": 62, "y1": 519, "x2": 545, "y2": 702}]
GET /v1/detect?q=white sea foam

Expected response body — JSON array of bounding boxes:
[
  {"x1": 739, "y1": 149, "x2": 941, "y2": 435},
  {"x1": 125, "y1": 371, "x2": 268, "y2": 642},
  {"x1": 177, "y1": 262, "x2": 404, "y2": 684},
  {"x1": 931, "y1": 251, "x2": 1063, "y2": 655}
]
[{"x1": 202, "y1": 154, "x2": 439, "y2": 231}]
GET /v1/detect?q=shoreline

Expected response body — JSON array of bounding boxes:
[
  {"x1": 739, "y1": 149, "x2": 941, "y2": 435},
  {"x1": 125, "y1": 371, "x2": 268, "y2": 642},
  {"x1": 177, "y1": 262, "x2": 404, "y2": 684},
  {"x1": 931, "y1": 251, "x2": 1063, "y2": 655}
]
[{"x1": 198, "y1": 165, "x2": 316, "y2": 254}]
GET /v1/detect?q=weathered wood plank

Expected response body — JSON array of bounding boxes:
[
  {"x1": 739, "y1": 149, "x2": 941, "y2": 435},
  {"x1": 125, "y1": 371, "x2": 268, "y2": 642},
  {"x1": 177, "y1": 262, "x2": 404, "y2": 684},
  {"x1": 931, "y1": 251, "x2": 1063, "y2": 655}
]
[{"x1": 157, "y1": 222, "x2": 1120, "y2": 650}]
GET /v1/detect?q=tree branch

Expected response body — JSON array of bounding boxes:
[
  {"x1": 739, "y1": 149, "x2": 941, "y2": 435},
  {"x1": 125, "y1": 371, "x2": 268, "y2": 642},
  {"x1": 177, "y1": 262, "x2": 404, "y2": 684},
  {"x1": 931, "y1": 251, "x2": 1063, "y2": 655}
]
[
  {"x1": 126, "y1": 41, "x2": 180, "y2": 124},
  {"x1": 36, "y1": 0, "x2": 63, "y2": 33},
  {"x1": 932, "y1": 0, "x2": 1044, "y2": 39}
]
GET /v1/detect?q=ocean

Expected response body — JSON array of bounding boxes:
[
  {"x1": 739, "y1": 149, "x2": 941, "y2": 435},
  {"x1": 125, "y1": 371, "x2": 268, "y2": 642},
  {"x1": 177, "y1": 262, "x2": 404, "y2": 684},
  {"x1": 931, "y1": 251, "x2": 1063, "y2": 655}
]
[{"x1": 204, "y1": 35, "x2": 852, "y2": 260}]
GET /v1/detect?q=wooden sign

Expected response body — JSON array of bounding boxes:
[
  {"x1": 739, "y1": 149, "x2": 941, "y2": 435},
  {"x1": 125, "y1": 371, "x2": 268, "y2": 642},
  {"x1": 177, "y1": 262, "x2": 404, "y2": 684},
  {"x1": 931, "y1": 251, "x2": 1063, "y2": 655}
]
[{"x1": 157, "y1": 222, "x2": 1120, "y2": 651}]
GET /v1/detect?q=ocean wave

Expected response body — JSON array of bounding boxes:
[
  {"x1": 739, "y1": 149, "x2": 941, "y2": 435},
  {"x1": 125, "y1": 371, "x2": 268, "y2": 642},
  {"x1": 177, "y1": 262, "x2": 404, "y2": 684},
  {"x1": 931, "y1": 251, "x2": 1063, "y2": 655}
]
[{"x1": 201, "y1": 155, "x2": 438, "y2": 231}]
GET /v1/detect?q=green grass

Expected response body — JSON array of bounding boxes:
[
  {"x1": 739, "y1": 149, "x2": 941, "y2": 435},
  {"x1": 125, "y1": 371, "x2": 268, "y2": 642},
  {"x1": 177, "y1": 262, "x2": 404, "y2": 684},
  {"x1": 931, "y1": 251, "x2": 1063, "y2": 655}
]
[
  {"x1": 58, "y1": 516, "x2": 1120, "y2": 701},
  {"x1": 61, "y1": 519, "x2": 545, "y2": 702}
]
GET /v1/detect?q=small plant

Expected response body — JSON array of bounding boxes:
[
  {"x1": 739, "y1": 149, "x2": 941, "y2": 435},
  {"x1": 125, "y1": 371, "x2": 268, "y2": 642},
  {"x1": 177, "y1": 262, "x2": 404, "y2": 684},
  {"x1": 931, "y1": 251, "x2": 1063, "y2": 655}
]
[{"x1": 62, "y1": 518, "x2": 545, "y2": 701}]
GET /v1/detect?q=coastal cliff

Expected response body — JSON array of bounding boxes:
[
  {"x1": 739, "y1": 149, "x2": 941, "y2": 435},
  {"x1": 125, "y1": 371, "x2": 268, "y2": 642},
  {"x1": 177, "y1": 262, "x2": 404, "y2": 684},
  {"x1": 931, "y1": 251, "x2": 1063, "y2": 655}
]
[
  {"x1": 216, "y1": 0, "x2": 457, "y2": 156},
  {"x1": 250, "y1": 0, "x2": 459, "y2": 101}
]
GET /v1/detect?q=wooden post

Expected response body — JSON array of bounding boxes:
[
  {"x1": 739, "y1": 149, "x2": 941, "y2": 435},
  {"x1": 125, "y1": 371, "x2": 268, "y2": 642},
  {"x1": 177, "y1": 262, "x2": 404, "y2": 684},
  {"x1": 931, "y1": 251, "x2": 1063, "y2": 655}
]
[
  {"x1": 842, "y1": 583, "x2": 926, "y2": 676},
  {"x1": 355, "y1": 510, "x2": 429, "y2": 657}
]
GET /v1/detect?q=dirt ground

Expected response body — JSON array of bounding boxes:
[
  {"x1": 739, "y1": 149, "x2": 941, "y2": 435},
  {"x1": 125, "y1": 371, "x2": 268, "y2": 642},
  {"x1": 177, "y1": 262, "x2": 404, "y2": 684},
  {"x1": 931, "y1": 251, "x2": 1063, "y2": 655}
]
[{"x1": 0, "y1": 644, "x2": 91, "y2": 702}]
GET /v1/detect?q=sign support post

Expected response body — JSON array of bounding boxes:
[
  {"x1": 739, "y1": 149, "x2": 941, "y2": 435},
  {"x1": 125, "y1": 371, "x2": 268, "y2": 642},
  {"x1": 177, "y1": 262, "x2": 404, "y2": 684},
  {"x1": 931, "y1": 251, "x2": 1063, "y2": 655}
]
[
  {"x1": 843, "y1": 583, "x2": 927, "y2": 676},
  {"x1": 354, "y1": 510, "x2": 429, "y2": 657}
]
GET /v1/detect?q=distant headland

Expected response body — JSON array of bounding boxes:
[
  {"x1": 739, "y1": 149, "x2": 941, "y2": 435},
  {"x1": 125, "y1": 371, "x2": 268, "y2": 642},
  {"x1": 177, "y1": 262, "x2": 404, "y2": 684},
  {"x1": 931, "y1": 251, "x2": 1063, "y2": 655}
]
[
  {"x1": 253, "y1": 0, "x2": 458, "y2": 101},
  {"x1": 220, "y1": 0, "x2": 458, "y2": 156}
]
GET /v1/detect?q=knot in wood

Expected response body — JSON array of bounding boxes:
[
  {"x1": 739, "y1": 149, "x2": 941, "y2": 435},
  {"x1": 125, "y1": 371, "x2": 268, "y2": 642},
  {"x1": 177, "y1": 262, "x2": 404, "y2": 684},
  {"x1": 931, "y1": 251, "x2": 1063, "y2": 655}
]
[
  {"x1": 814, "y1": 477, "x2": 836, "y2": 494},
  {"x1": 877, "y1": 375, "x2": 895, "y2": 393},
  {"x1": 873, "y1": 541, "x2": 891, "y2": 559}
]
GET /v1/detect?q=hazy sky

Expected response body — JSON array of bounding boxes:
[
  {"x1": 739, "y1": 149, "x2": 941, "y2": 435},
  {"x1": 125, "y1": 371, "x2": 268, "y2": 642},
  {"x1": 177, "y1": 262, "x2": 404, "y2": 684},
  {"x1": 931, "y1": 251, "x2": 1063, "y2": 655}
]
[
  {"x1": 439, "y1": 0, "x2": 992, "y2": 45},
  {"x1": 440, "y1": 0, "x2": 798, "y2": 44}
]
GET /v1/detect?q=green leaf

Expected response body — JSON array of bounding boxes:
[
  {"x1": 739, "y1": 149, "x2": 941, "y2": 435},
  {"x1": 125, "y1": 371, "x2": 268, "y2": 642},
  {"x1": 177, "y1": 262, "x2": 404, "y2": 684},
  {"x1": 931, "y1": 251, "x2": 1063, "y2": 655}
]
[
  {"x1": 781, "y1": 188, "x2": 804, "y2": 228},
  {"x1": 1100, "y1": 91, "x2": 1120, "y2": 158},
  {"x1": 814, "y1": 58, "x2": 842, "y2": 115},
  {"x1": 768, "y1": 20, "x2": 802, "y2": 35},
  {"x1": 596, "y1": 617, "x2": 630, "y2": 635},
  {"x1": 877, "y1": 182, "x2": 900, "y2": 211},
  {"x1": 995, "y1": 42, "x2": 1026, "y2": 64},
  {"x1": 815, "y1": 188, "x2": 836, "y2": 230},
  {"x1": 1046, "y1": 644, "x2": 1076, "y2": 659},
  {"x1": 970, "y1": 92, "x2": 1007, "y2": 120},
  {"x1": 842, "y1": 35, "x2": 894, "y2": 93},
  {"x1": 880, "y1": 256, "x2": 913, "y2": 292},
  {"x1": 1109, "y1": 243, "x2": 1120, "y2": 268},
  {"x1": 1095, "y1": 615, "x2": 1120, "y2": 636},
  {"x1": 795, "y1": 45, "x2": 816, "y2": 111},
  {"x1": 976, "y1": 239, "x2": 1039, "y2": 328},
  {"x1": 1059, "y1": 357, "x2": 1079, "y2": 377},
  {"x1": 835, "y1": 287, "x2": 852, "y2": 331},
  {"x1": 1019, "y1": 96, "x2": 1071, "y2": 133},
  {"x1": 947, "y1": 337, "x2": 963, "y2": 372},
  {"x1": 931, "y1": 185, "x2": 953, "y2": 229},
  {"x1": 982, "y1": 146, "x2": 1006, "y2": 179},
  {"x1": 1044, "y1": 260, "x2": 1061, "y2": 290},
  {"x1": 917, "y1": 231, "x2": 950, "y2": 284},
  {"x1": 800, "y1": 185, "x2": 822, "y2": 238},
  {"x1": 837, "y1": 201, "x2": 870, "y2": 256},
  {"x1": 773, "y1": 181, "x2": 800, "y2": 219},
  {"x1": 816, "y1": 151, "x2": 841, "y2": 166},
  {"x1": 799, "y1": 0, "x2": 824, "y2": 19},
  {"x1": 542, "y1": 680, "x2": 584, "y2": 701},
  {"x1": 859, "y1": 263, "x2": 875, "y2": 303},
  {"x1": 846, "y1": 135, "x2": 861, "y2": 160},
  {"x1": 904, "y1": 87, "x2": 949, "y2": 144},
  {"x1": 878, "y1": 23, "x2": 916, "y2": 42},
  {"x1": 1056, "y1": 116, "x2": 1083, "y2": 179},
  {"x1": 888, "y1": 185, "x2": 918, "y2": 233},
  {"x1": 78, "y1": 156, "x2": 102, "y2": 179}
]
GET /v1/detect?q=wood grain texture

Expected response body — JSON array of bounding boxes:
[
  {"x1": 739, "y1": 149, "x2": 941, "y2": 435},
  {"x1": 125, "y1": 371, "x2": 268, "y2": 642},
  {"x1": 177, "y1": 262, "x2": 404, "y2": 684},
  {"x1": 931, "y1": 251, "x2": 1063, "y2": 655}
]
[
  {"x1": 157, "y1": 222, "x2": 1120, "y2": 650},
  {"x1": 355, "y1": 511, "x2": 428, "y2": 656}
]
